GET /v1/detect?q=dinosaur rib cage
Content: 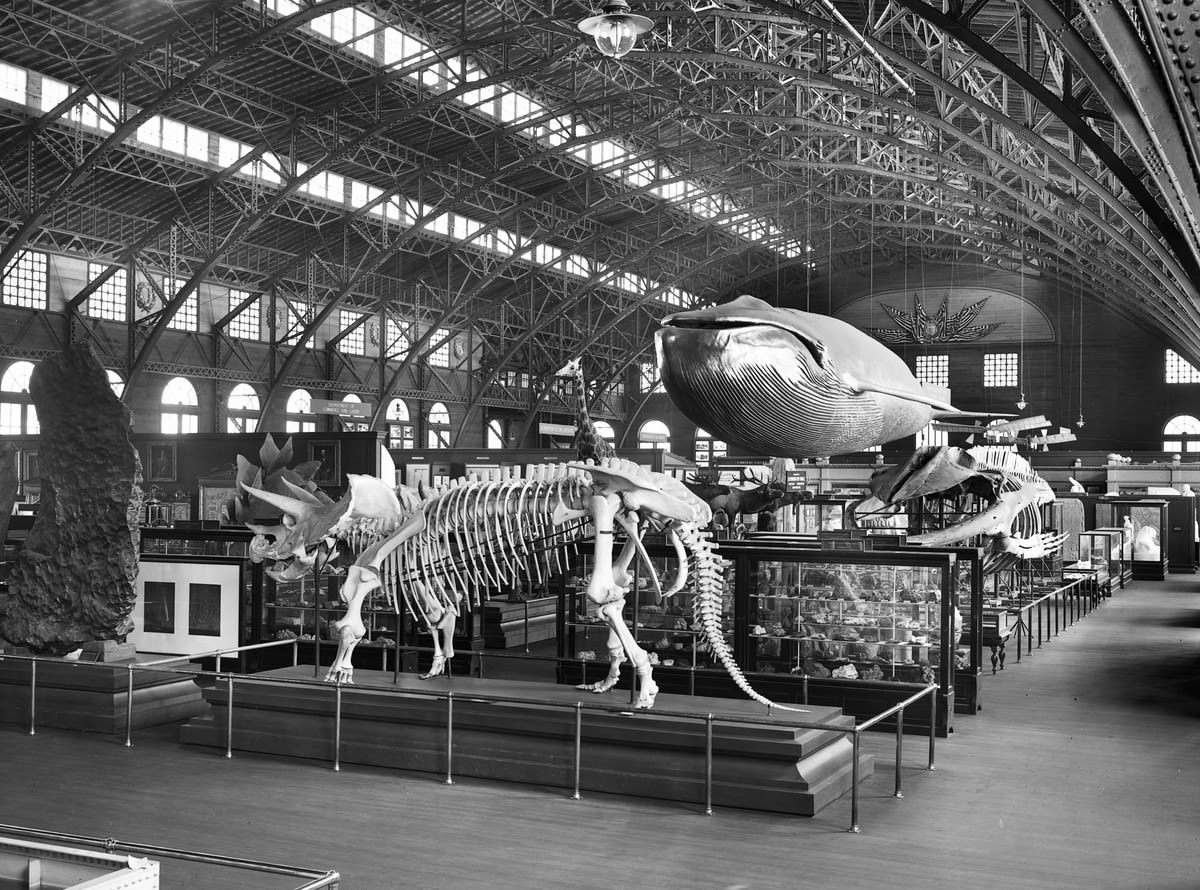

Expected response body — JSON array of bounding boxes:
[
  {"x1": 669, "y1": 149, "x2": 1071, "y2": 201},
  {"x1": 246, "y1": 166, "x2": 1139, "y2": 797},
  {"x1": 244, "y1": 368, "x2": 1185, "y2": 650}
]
[{"x1": 375, "y1": 473, "x2": 595, "y2": 625}]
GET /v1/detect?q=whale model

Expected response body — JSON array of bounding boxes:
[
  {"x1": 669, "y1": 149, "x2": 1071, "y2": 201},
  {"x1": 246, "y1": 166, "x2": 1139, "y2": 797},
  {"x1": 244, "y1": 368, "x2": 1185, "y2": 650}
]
[{"x1": 655, "y1": 295, "x2": 974, "y2": 458}]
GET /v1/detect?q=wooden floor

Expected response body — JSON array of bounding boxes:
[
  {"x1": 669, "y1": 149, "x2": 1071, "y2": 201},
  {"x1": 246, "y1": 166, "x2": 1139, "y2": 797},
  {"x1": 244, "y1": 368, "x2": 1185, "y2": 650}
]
[{"x1": 3, "y1": 578, "x2": 1200, "y2": 889}]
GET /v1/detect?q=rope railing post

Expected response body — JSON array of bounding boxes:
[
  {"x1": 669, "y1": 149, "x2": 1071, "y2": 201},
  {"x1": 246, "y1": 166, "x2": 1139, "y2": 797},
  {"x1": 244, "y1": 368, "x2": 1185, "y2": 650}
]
[
  {"x1": 292, "y1": 638, "x2": 299, "y2": 667},
  {"x1": 444, "y1": 692, "x2": 454, "y2": 785},
  {"x1": 848, "y1": 729, "x2": 861, "y2": 833},
  {"x1": 27, "y1": 658, "x2": 36, "y2": 736},
  {"x1": 704, "y1": 713, "x2": 714, "y2": 816},
  {"x1": 333, "y1": 682, "x2": 343, "y2": 772},
  {"x1": 124, "y1": 664, "x2": 135, "y2": 748},
  {"x1": 571, "y1": 701, "x2": 582, "y2": 800},
  {"x1": 224, "y1": 674, "x2": 235, "y2": 760},
  {"x1": 893, "y1": 707, "x2": 904, "y2": 799}
]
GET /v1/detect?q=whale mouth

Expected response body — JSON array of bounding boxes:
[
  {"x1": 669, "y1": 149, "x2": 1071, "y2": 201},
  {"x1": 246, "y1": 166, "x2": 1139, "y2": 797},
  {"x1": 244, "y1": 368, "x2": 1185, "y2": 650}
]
[
  {"x1": 661, "y1": 297, "x2": 828, "y2": 365},
  {"x1": 661, "y1": 317, "x2": 825, "y2": 365}
]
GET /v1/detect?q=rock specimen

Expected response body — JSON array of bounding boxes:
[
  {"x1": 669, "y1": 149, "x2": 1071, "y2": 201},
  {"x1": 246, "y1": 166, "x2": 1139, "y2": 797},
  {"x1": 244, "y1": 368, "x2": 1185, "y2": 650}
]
[{"x1": 0, "y1": 345, "x2": 140, "y2": 655}]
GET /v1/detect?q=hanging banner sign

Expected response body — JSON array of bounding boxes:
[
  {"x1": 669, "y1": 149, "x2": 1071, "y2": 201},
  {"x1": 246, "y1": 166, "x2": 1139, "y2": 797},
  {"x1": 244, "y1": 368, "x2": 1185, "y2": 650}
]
[{"x1": 309, "y1": 398, "x2": 372, "y2": 418}]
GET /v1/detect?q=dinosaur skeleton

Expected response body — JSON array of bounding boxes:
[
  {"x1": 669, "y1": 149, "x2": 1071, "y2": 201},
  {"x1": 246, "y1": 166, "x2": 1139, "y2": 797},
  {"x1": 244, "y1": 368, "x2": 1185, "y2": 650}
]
[
  {"x1": 850, "y1": 445, "x2": 1067, "y2": 573},
  {"x1": 243, "y1": 458, "x2": 794, "y2": 711}
]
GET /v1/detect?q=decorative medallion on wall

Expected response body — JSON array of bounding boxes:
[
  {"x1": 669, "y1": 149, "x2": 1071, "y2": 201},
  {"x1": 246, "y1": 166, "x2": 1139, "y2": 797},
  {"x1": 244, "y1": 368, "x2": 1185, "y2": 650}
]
[
  {"x1": 866, "y1": 294, "x2": 1001, "y2": 344},
  {"x1": 368, "y1": 320, "x2": 380, "y2": 346},
  {"x1": 133, "y1": 281, "x2": 156, "y2": 312}
]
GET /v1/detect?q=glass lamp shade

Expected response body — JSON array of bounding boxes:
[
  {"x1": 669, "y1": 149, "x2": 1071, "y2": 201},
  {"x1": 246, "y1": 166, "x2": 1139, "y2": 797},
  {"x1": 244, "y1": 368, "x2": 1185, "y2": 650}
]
[{"x1": 578, "y1": 6, "x2": 652, "y2": 59}]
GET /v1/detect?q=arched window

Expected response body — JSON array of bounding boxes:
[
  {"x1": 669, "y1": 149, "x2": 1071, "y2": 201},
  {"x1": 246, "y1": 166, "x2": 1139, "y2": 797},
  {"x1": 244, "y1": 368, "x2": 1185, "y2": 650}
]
[
  {"x1": 286, "y1": 388, "x2": 315, "y2": 433},
  {"x1": 226, "y1": 383, "x2": 259, "y2": 433},
  {"x1": 638, "y1": 419, "x2": 670, "y2": 451},
  {"x1": 427, "y1": 402, "x2": 450, "y2": 448},
  {"x1": 593, "y1": 420, "x2": 615, "y2": 446},
  {"x1": 106, "y1": 370, "x2": 125, "y2": 399},
  {"x1": 693, "y1": 427, "x2": 726, "y2": 467},
  {"x1": 487, "y1": 418, "x2": 506, "y2": 449},
  {"x1": 1163, "y1": 415, "x2": 1200, "y2": 452},
  {"x1": 161, "y1": 376, "x2": 198, "y2": 434},
  {"x1": 339, "y1": 393, "x2": 369, "y2": 432},
  {"x1": 387, "y1": 398, "x2": 414, "y2": 449},
  {"x1": 0, "y1": 361, "x2": 38, "y2": 435}
]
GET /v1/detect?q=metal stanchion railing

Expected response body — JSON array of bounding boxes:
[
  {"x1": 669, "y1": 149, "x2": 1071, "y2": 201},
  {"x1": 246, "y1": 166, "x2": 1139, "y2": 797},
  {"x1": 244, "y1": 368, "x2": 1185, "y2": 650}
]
[
  {"x1": 928, "y1": 685, "x2": 937, "y2": 770},
  {"x1": 0, "y1": 823, "x2": 340, "y2": 890},
  {"x1": 119, "y1": 638, "x2": 299, "y2": 748},
  {"x1": 11, "y1": 642, "x2": 939, "y2": 832},
  {"x1": 893, "y1": 708, "x2": 904, "y2": 799},
  {"x1": 124, "y1": 664, "x2": 135, "y2": 747},
  {"x1": 704, "y1": 712, "x2": 714, "y2": 816},
  {"x1": 27, "y1": 658, "x2": 35, "y2": 736},
  {"x1": 224, "y1": 674, "x2": 234, "y2": 760},
  {"x1": 571, "y1": 702, "x2": 582, "y2": 800},
  {"x1": 848, "y1": 731, "x2": 862, "y2": 833},
  {"x1": 333, "y1": 682, "x2": 343, "y2": 772},
  {"x1": 444, "y1": 692, "x2": 454, "y2": 785}
]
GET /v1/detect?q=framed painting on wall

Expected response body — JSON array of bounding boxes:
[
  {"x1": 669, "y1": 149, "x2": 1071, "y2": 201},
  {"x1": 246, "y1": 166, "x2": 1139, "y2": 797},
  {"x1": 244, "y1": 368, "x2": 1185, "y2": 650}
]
[
  {"x1": 148, "y1": 441, "x2": 176, "y2": 482},
  {"x1": 309, "y1": 440, "x2": 341, "y2": 486}
]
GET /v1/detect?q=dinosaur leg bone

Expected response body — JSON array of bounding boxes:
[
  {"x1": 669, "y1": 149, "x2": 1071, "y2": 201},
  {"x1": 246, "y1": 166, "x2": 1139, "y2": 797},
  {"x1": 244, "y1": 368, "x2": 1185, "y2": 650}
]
[
  {"x1": 324, "y1": 564, "x2": 380, "y2": 684},
  {"x1": 575, "y1": 493, "x2": 658, "y2": 707},
  {"x1": 421, "y1": 608, "x2": 458, "y2": 680}
]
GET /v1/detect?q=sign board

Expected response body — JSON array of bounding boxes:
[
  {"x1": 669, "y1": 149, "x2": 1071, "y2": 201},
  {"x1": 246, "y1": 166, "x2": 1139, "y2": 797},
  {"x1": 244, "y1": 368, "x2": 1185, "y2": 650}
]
[
  {"x1": 539, "y1": 422, "x2": 576, "y2": 437},
  {"x1": 309, "y1": 398, "x2": 372, "y2": 418}
]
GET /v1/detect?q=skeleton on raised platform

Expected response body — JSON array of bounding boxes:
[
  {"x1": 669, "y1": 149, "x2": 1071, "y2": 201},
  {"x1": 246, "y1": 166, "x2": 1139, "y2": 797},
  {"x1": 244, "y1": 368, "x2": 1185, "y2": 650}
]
[{"x1": 242, "y1": 458, "x2": 793, "y2": 711}]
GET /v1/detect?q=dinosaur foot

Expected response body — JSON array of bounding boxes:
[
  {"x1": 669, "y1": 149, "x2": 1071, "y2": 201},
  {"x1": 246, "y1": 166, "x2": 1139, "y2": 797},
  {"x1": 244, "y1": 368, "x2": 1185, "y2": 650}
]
[
  {"x1": 324, "y1": 666, "x2": 354, "y2": 684},
  {"x1": 576, "y1": 675, "x2": 620, "y2": 694},
  {"x1": 420, "y1": 654, "x2": 447, "y2": 680},
  {"x1": 635, "y1": 679, "x2": 659, "y2": 709}
]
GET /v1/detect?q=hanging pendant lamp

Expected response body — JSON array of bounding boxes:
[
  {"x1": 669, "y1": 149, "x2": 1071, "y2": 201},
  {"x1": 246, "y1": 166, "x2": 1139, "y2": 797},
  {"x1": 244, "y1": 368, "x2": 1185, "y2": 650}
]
[{"x1": 578, "y1": 0, "x2": 653, "y2": 59}]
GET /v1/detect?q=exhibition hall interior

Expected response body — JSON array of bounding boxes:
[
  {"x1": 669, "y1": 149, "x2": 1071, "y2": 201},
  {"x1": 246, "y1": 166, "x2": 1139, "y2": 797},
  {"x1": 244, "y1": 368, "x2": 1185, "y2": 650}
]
[{"x1": 2, "y1": 0, "x2": 1200, "y2": 887}]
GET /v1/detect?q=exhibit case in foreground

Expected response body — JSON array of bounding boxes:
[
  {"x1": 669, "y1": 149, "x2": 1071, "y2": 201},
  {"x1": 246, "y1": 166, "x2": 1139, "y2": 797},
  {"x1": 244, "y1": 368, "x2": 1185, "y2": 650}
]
[{"x1": 558, "y1": 536, "x2": 957, "y2": 735}]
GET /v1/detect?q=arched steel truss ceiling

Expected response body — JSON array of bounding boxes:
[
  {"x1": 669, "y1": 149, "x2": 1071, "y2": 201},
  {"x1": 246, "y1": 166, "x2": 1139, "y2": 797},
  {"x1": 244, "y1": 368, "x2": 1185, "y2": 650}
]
[{"x1": 5, "y1": 0, "x2": 1200, "y2": 430}]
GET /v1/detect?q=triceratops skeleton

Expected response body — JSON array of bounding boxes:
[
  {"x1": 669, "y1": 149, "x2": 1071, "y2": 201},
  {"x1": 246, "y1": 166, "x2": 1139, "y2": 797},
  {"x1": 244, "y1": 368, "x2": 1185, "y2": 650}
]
[{"x1": 243, "y1": 458, "x2": 794, "y2": 712}]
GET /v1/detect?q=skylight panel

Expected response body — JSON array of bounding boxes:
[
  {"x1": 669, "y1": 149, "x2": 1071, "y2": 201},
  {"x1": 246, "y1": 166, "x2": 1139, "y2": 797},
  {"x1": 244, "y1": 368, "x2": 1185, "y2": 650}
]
[
  {"x1": 351, "y1": 180, "x2": 381, "y2": 210},
  {"x1": 0, "y1": 63, "x2": 26, "y2": 104},
  {"x1": 39, "y1": 75, "x2": 67, "y2": 112}
]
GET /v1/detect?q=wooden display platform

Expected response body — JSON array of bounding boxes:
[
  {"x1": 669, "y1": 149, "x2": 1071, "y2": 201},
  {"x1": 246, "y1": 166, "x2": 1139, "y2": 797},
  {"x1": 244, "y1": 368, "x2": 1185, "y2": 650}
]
[
  {"x1": 179, "y1": 668, "x2": 873, "y2": 816},
  {"x1": 0, "y1": 656, "x2": 209, "y2": 733}
]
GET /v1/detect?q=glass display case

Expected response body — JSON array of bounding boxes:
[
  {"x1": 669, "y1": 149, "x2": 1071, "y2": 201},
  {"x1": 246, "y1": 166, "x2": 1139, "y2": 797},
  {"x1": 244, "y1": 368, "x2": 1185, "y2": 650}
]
[
  {"x1": 785, "y1": 498, "x2": 849, "y2": 535},
  {"x1": 1095, "y1": 499, "x2": 1169, "y2": 580},
  {"x1": 1094, "y1": 525, "x2": 1133, "y2": 586},
  {"x1": 748, "y1": 558, "x2": 944, "y2": 685},
  {"x1": 1073, "y1": 530, "x2": 1113, "y2": 590},
  {"x1": 559, "y1": 537, "x2": 957, "y2": 733},
  {"x1": 720, "y1": 540, "x2": 957, "y2": 735}
]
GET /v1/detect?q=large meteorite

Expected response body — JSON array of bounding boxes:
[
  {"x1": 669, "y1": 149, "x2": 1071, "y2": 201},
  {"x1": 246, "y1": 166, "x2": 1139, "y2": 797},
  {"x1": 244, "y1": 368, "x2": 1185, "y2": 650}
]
[{"x1": 0, "y1": 345, "x2": 140, "y2": 655}]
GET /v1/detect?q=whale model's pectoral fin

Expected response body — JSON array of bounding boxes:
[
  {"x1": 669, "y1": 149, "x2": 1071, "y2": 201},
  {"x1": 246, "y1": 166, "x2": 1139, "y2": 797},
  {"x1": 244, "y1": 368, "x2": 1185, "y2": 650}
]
[{"x1": 933, "y1": 409, "x2": 1017, "y2": 420}]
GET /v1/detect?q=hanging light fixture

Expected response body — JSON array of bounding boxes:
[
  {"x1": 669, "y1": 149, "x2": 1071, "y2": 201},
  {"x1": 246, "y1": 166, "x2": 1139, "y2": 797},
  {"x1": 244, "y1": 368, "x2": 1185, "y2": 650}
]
[
  {"x1": 1016, "y1": 393, "x2": 1027, "y2": 411},
  {"x1": 1076, "y1": 276, "x2": 1086, "y2": 428},
  {"x1": 578, "y1": 0, "x2": 653, "y2": 59}
]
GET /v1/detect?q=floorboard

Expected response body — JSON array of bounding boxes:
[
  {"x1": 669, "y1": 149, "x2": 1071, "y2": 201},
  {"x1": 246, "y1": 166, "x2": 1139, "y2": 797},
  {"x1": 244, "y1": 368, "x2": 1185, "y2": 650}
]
[{"x1": 2, "y1": 578, "x2": 1199, "y2": 888}]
